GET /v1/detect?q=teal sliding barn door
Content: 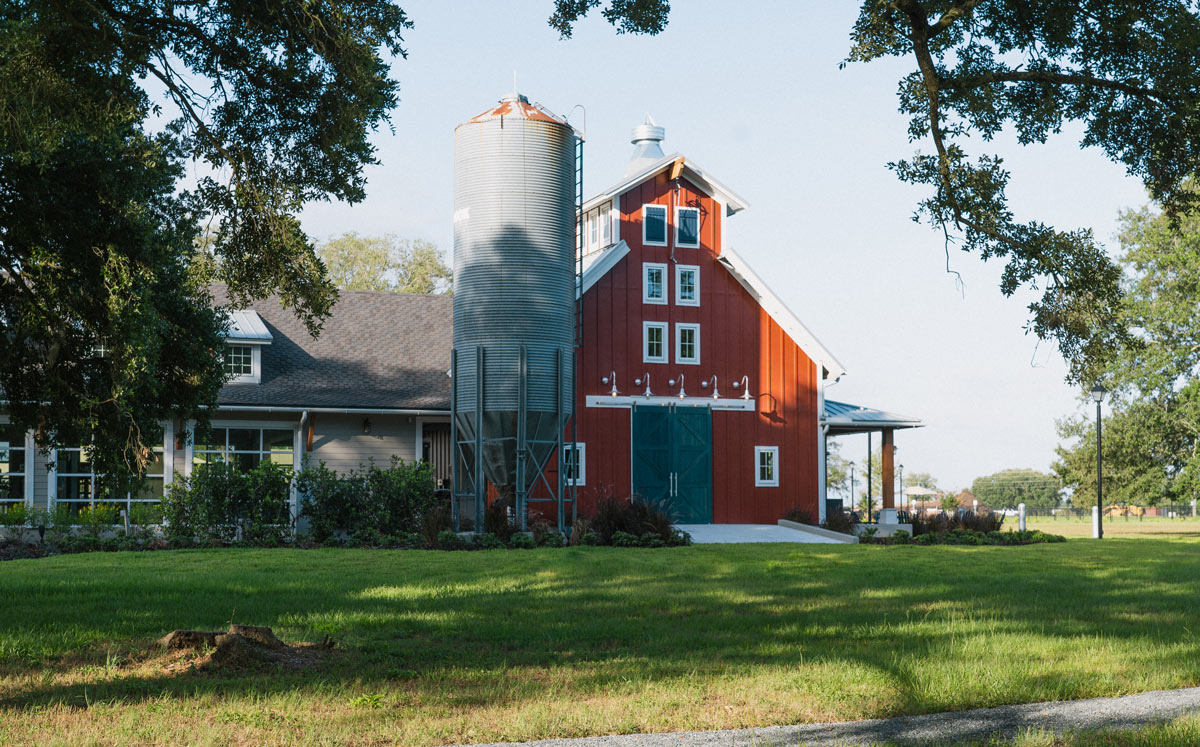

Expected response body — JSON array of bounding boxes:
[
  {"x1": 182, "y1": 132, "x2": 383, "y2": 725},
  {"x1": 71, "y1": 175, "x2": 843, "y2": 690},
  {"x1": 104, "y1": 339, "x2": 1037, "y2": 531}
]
[{"x1": 631, "y1": 404, "x2": 713, "y2": 524}]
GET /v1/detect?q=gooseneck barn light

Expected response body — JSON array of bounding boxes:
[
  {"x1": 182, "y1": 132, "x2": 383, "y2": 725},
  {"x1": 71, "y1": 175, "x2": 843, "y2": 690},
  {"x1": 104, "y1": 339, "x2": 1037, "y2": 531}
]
[
  {"x1": 634, "y1": 373, "x2": 652, "y2": 398},
  {"x1": 602, "y1": 371, "x2": 618, "y2": 397}
]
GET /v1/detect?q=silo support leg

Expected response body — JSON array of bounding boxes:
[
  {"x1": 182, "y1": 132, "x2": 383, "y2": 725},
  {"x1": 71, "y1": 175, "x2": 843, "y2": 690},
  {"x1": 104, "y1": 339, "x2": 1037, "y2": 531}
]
[
  {"x1": 516, "y1": 345, "x2": 528, "y2": 531},
  {"x1": 474, "y1": 346, "x2": 485, "y2": 531}
]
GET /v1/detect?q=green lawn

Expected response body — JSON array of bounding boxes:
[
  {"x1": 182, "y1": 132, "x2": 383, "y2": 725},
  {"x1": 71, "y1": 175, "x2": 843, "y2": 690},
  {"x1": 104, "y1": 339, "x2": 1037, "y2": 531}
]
[
  {"x1": 3, "y1": 541, "x2": 1200, "y2": 746},
  {"x1": 1021, "y1": 516, "x2": 1200, "y2": 538}
]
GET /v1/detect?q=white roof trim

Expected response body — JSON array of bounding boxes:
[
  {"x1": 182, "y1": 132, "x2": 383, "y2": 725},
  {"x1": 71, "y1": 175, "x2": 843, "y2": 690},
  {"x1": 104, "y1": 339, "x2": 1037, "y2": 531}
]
[
  {"x1": 226, "y1": 309, "x2": 273, "y2": 345},
  {"x1": 577, "y1": 240, "x2": 630, "y2": 299},
  {"x1": 717, "y1": 248, "x2": 846, "y2": 380},
  {"x1": 582, "y1": 153, "x2": 749, "y2": 217}
]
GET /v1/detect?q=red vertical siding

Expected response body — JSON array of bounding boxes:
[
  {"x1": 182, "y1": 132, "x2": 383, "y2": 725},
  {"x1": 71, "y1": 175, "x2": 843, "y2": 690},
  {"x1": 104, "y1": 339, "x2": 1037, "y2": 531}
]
[{"x1": 575, "y1": 171, "x2": 821, "y2": 523}]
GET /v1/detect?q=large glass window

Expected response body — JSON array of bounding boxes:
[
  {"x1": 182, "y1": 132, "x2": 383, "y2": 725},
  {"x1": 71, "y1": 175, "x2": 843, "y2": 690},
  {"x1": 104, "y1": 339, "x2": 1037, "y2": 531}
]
[
  {"x1": 643, "y1": 322, "x2": 667, "y2": 364},
  {"x1": 55, "y1": 426, "x2": 165, "y2": 515},
  {"x1": 0, "y1": 425, "x2": 27, "y2": 507},
  {"x1": 225, "y1": 345, "x2": 253, "y2": 378},
  {"x1": 675, "y1": 265, "x2": 699, "y2": 306},
  {"x1": 676, "y1": 206, "x2": 700, "y2": 247},
  {"x1": 643, "y1": 262, "x2": 667, "y2": 305},
  {"x1": 193, "y1": 425, "x2": 294, "y2": 473},
  {"x1": 642, "y1": 204, "x2": 667, "y2": 246}
]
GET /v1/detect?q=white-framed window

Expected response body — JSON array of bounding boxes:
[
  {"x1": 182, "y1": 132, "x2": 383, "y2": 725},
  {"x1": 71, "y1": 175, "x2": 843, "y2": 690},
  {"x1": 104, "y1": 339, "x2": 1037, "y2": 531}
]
[
  {"x1": 225, "y1": 344, "x2": 252, "y2": 377},
  {"x1": 52, "y1": 425, "x2": 169, "y2": 516},
  {"x1": 643, "y1": 321, "x2": 667, "y2": 364},
  {"x1": 192, "y1": 425, "x2": 295, "y2": 473},
  {"x1": 0, "y1": 424, "x2": 30, "y2": 507},
  {"x1": 643, "y1": 262, "x2": 668, "y2": 305},
  {"x1": 642, "y1": 204, "x2": 668, "y2": 246},
  {"x1": 588, "y1": 212, "x2": 598, "y2": 249},
  {"x1": 755, "y1": 446, "x2": 779, "y2": 487},
  {"x1": 676, "y1": 206, "x2": 700, "y2": 248},
  {"x1": 563, "y1": 443, "x2": 586, "y2": 486},
  {"x1": 675, "y1": 264, "x2": 699, "y2": 306},
  {"x1": 675, "y1": 323, "x2": 700, "y2": 365},
  {"x1": 600, "y1": 204, "x2": 611, "y2": 245}
]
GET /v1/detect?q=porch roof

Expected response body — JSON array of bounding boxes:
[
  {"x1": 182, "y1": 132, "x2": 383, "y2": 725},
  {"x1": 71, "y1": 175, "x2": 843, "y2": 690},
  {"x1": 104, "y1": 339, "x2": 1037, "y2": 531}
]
[{"x1": 824, "y1": 399, "x2": 923, "y2": 436}]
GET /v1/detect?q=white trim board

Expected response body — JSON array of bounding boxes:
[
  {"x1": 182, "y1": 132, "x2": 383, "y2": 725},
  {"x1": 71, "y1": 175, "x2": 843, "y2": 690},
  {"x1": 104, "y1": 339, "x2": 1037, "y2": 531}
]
[{"x1": 586, "y1": 394, "x2": 754, "y2": 411}]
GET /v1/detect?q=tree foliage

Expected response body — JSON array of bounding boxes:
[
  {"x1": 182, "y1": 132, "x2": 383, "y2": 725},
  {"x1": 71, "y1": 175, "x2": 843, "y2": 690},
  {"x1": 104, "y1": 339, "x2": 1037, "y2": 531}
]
[
  {"x1": 1, "y1": 2, "x2": 408, "y2": 488},
  {"x1": 971, "y1": 468, "x2": 1062, "y2": 508},
  {"x1": 1054, "y1": 189, "x2": 1200, "y2": 506},
  {"x1": 318, "y1": 234, "x2": 451, "y2": 294},
  {"x1": 557, "y1": 1, "x2": 1200, "y2": 384}
]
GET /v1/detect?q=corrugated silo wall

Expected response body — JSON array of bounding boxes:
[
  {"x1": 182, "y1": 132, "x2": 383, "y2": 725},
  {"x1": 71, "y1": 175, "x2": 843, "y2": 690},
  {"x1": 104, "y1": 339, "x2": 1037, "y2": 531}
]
[{"x1": 452, "y1": 114, "x2": 577, "y2": 491}]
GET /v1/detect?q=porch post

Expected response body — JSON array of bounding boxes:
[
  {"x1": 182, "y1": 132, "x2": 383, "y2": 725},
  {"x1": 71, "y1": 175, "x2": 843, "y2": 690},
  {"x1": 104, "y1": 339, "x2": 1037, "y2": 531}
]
[{"x1": 880, "y1": 428, "x2": 896, "y2": 523}]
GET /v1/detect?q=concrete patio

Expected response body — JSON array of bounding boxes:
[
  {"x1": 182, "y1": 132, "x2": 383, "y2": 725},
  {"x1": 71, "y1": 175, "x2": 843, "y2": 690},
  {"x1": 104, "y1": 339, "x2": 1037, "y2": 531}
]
[{"x1": 675, "y1": 523, "x2": 848, "y2": 544}]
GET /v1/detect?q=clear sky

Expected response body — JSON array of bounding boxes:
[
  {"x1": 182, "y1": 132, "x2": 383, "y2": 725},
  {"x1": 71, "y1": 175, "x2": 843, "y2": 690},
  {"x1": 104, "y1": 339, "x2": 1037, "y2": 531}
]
[{"x1": 298, "y1": 1, "x2": 1150, "y2": 490}]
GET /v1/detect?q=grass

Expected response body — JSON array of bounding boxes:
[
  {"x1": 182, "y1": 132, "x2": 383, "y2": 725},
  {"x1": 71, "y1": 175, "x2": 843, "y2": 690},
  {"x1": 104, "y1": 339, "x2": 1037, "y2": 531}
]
[
  {"x1": 1019, "y1": 516, "x2": 1200, "y2": 538},
  {"x1": 951, "y1": 714, "x2": 1200, "y2": 745},
  {"x1": 2, "y1": 541, "x2": 1200, "y2": 745}
]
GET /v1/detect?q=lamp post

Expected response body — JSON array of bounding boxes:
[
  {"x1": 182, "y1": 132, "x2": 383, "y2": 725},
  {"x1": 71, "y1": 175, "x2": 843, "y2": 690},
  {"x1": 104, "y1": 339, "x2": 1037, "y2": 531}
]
[
  {"x1": 849, "y1": 461, "x2": 856, "y2": 515},
  {"x1": 1091, "y1": 383, "x2": 1107, "y2": 539}
]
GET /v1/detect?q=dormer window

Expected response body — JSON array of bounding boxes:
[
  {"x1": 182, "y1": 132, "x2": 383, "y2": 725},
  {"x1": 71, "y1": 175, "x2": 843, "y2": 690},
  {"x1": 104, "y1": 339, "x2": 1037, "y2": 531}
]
[
  {"x1": 225, "y1": 345, "x2": 254, "y2": 380},
  {"x1": 224, "y1": 309, "x2": 272, "y2": 385}
]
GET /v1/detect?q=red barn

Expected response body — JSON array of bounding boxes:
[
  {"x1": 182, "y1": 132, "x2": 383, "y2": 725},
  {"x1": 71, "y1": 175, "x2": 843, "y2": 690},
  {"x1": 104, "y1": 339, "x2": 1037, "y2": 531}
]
[{"x1": 568, "y1": 119, "x2": 847, "y2": 525}]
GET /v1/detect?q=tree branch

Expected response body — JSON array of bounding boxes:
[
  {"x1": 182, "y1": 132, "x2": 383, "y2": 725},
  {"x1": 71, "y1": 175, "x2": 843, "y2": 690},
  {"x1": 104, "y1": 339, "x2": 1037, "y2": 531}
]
[{"x1": 940, "y1": 70, "x2": 1188, "y2": 109}]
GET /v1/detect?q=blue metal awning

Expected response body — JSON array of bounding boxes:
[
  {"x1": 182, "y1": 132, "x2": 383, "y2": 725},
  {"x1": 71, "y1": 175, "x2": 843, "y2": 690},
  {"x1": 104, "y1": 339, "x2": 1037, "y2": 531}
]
[{"x1": 824, "y1": 399, "x2": 922, "y2": 435}]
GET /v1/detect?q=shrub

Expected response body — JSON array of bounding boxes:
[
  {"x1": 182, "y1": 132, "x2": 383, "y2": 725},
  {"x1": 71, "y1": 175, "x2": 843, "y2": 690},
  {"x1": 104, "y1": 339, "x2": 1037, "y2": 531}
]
[
  {"x1": 569, "y1": 518, "x2": 592, "y2": 546},
  {"x1": 782, "y1": 507, "x2": 815, "y2": 525},
  {"x1": 639, "y1": 532, "x2": 666, "y2": 548},
  {"x1": 297, "y1": 458, "x2": 438, "y2": 542},
  {"x1": 437, "y1": 529, "x2": 467, "y2": 550},
  {"x1": 611, "y1": 530, "x2": 639, "y2": 547},
  {"x1": 961, "y1": 510, "x2": 1004, "y2": 533},
  {"x1": 589, "y1": 496, "x2": 673, "y2": 545},
  {"x1": 164, "y1": 460, "x2": 292, "y2": 544},
  {"x1": 483, "y1": 498, "x2": 516, "y2": 543},
  {"x1": 822, "y1": 510, "x2": 858, "y2": 535},
  {"x1": 580, "y1": 531, "x2": 598, "y2": 546},
  {"x1": 472, "y1": 532, "x2": 505, "y2": 550},
  {"x1": 891, "y1": 529, "x2": 911, "y2": 544},
  {"x1": 539, "y1": 530, "x2": 565, "y2": 548},
  {"x1": 508, "y1": 532, "x2": 535, "y2": 550},
  {"x1": 668, "y1": 528, "x2": 692, "y2": 546}
]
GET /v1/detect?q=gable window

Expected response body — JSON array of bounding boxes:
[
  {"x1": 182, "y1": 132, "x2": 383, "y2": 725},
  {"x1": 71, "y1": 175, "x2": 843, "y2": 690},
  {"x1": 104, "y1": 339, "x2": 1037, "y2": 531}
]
[
  {"x1": 52, "y1": 425, "x2": 169, "y2": 516},
  {"x1": 225, "y1": 345, "x2": 253, "y2": 379},
  {"x1": 675, "y1": 265, "x2": 699, "y2": 306},
  {"x1": 193, "y1": 426, "x2": 295, "y2": 473},
  {"x1": 642, "y1": 204, "x2": 668, "y2": 246},
  {"x1": 643, "y1": 262, "x2": 668, "y2": 305},
  {"x1": 563, "y1": 443, "x2": 586, "y2": 486},
  {"x1": 676, "y1": 206, "x2": 700, "y2": 248},
  {"x1": 675, "y1": 323, "x2": 700, "y2": 365},
  {"x1": 0, "y1": 424, "x2": 29, "y2": 507},
  {"x1": 755, "y1": 446, "x2": 779, "y2": 487},
  {"x1": 600, "y1": 204, "x2": 611, "y2": 244},
  {"x1": 643, "y1": 321, "x2": 667, "y2": 364},
  {"x1": 588, "y1": 212, "x2": 598, "y2": 248}
]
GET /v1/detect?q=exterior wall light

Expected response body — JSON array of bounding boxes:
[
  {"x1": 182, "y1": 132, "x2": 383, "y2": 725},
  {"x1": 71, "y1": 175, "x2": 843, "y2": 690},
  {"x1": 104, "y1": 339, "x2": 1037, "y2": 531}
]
[
  {"x1": 362, "y1": 418, "x2": 372, "y2": 435},
  {"x1": 601, "y1": 371, "x2": 619, "y2": 397},
  {"x1": 634, "y1": 373, "x2": 651, "y2": 397},
  {"x1": 699, "y1": 374, "x2": 720, "y2": 399},
  {"x1": 668, "y1": 374, "x2": 686, "y2": 399}
]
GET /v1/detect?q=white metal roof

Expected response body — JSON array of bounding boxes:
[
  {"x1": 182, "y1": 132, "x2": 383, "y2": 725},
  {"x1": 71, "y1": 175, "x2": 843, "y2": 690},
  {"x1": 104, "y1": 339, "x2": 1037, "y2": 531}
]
[
  {"x1": 582, "y1": 152, "x2": 749, "y2": 217},
  {"x1": 576, "y1": 240, "x2": 630, "y2": 299},
  {"x1": 717, "y1": 248, "x2": 846, "y2": 380},
  {"x1": 226, "y1": 309, "x2": 273, "y2": 345}
]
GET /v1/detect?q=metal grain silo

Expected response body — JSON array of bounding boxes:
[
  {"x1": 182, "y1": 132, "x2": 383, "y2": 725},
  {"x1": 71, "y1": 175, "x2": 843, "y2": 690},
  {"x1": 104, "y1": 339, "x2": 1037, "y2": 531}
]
[{"x1": 451, "y1": 93, "x2": 579, "y2": 531}]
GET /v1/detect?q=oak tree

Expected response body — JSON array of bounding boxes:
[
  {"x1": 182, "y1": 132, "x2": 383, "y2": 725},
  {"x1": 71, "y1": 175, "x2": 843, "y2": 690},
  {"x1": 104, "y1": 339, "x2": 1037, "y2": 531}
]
[
  {"x1": 1, "y1": 1, "x2": 409, "y2": 491},
  {"x1": 553, "y1": 1, "x2": 1200, "y2": 384}
]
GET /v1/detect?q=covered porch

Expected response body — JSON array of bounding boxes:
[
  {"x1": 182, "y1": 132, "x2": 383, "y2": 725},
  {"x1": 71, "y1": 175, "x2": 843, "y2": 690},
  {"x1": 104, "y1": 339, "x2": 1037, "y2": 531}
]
[{"x1": 824, "y1": 399, "x2": 924, "y2": 523}]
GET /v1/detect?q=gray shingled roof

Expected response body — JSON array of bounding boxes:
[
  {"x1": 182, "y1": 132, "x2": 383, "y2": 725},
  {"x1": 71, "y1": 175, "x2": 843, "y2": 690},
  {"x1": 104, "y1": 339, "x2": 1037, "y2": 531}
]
[{"x1": 213, "y1": 286, "x2": 452, "y2": 411}]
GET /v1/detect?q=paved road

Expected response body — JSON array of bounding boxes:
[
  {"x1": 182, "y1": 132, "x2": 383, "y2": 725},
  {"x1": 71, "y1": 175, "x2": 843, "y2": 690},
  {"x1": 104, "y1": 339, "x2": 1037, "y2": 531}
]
[{"x1": 466, "y1": 686, "x2": 1200, "y2": 746}]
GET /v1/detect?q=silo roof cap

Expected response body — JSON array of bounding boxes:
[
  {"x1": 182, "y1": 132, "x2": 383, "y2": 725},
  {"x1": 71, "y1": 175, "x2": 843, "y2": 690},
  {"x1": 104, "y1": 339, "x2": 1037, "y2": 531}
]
[{"x1": 460, "y1": 92, "x2": 570, "y2": 127}]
